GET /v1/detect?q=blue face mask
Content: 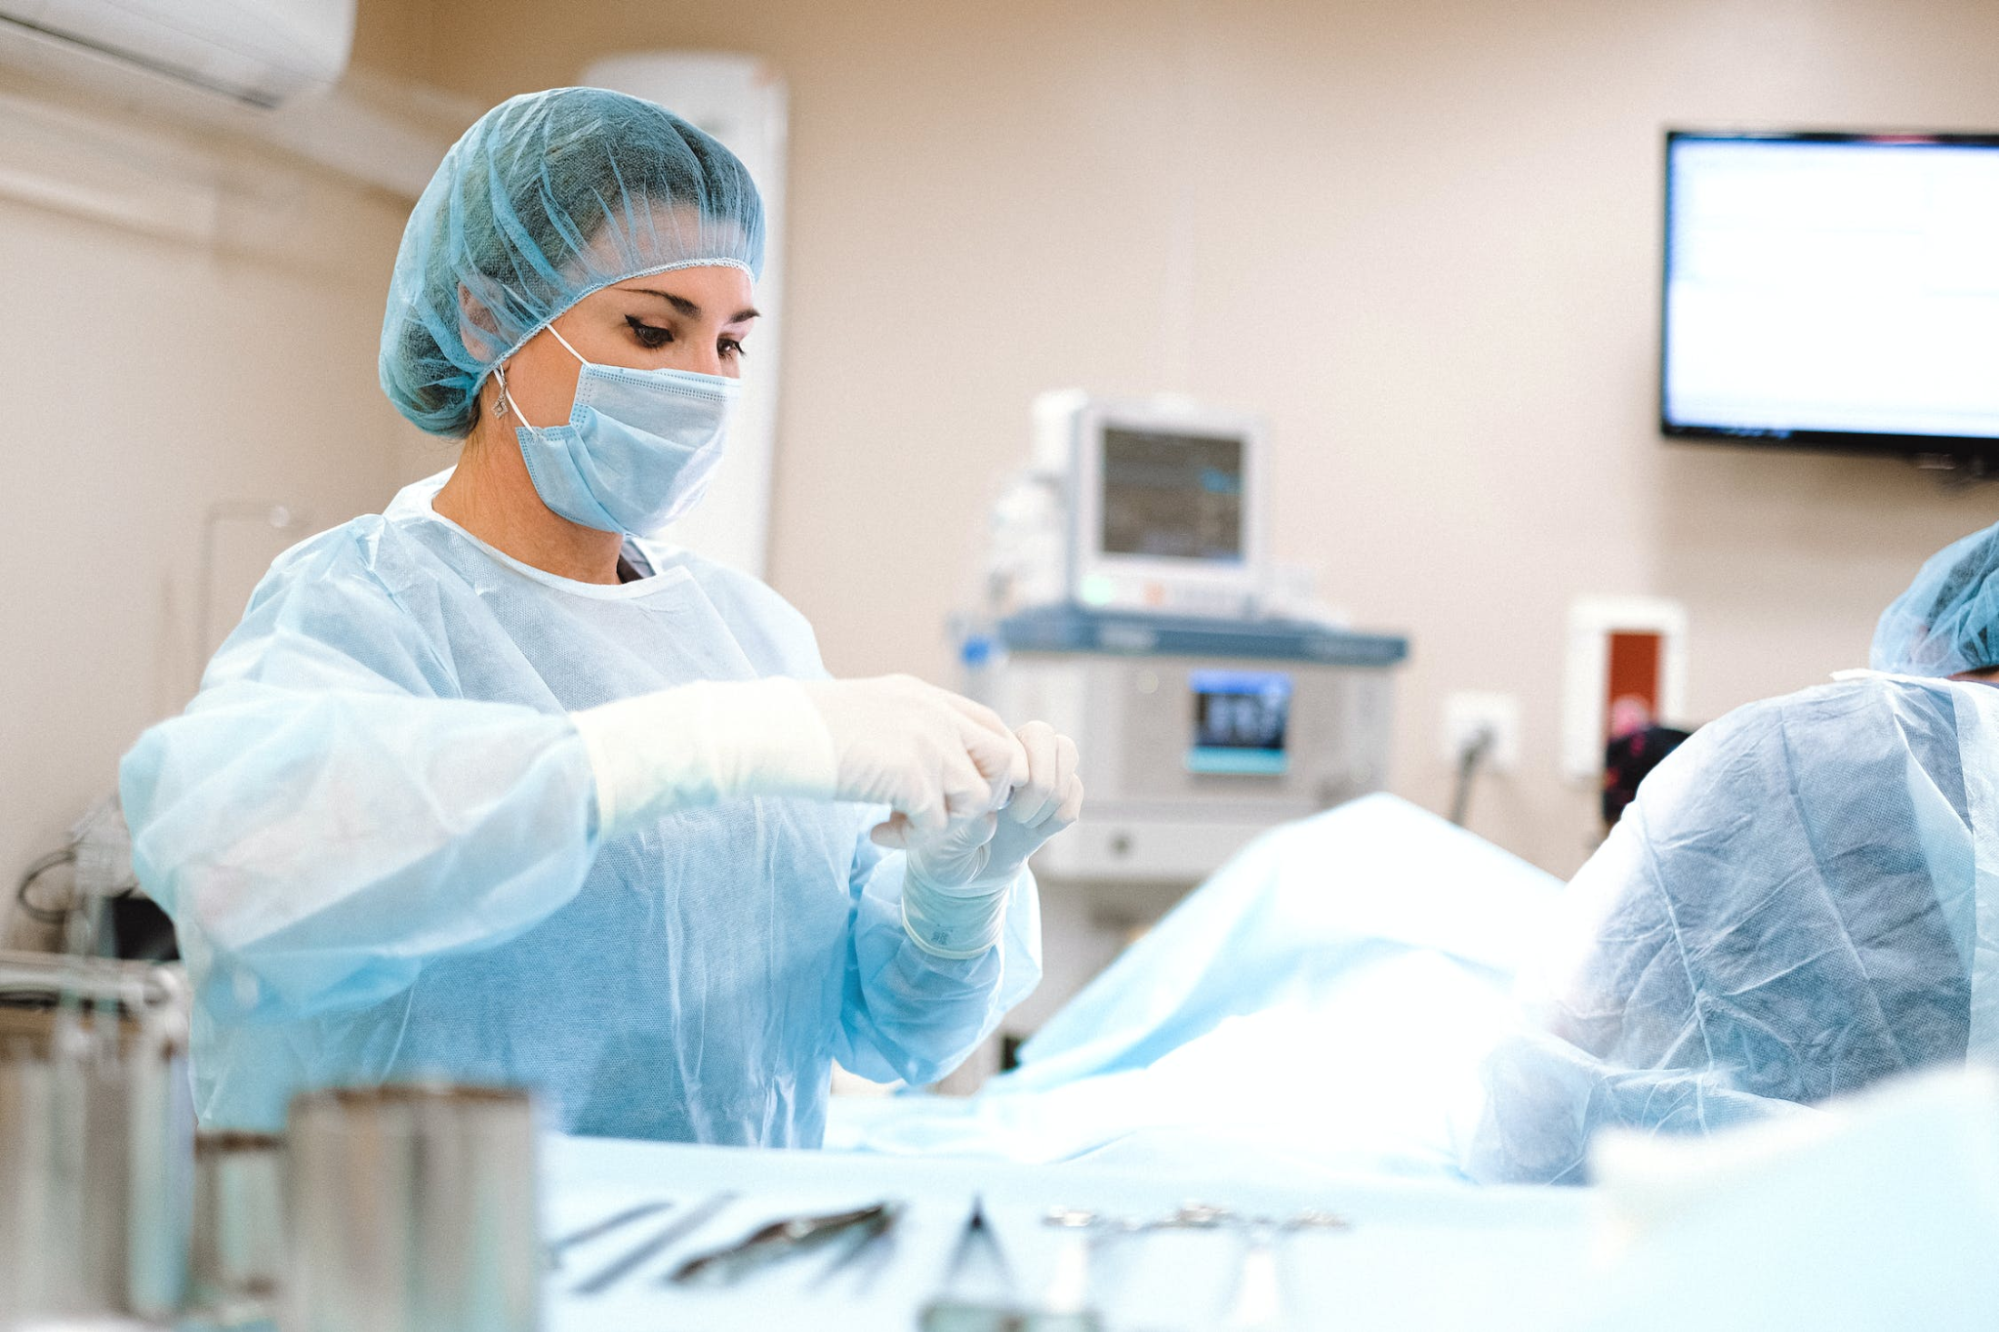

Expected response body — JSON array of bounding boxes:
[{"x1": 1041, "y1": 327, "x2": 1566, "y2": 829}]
[{"x1": 499, "y1": 323, "x2": 740, "y2": 536}]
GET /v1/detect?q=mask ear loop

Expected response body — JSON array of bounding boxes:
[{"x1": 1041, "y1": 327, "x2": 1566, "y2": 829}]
[
  {"x1": 493, "y1": 359, "x2": 549, "y2": 432},
  {"x1": 490, "y1": 322, "x2": 587, "y2": 430},
  {"x1": 543, "y1": 322, "x2": 589, "y2": 365}
]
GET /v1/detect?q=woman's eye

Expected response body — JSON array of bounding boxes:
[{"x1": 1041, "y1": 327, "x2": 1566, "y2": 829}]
[
  {"x1": 625, "y1": 317, "x2": 672, "y2": 349},
  {"x1": 719, "y1": 338, "x2": 746, "y2": 359}
]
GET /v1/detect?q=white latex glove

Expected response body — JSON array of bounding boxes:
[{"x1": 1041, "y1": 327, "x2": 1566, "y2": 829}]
[
  {"x1": 897, "y1": 720, "x2": 1085, "y2": 957},
  {"x1": 800, "y1": 676, "x2": 1028, "y2": 838},
  {"x1": 571, "y1": 675, "x2": 1028, "y2": 840}
]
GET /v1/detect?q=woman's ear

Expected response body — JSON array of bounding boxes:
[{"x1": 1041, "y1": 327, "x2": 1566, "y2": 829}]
[{"x1": 458, "y1": 283, "x2": 502, "y2": 364}]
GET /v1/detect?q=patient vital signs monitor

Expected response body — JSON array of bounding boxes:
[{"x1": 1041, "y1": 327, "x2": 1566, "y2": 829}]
[
  {"x1": 971, "y1": 391, "x2": 1409, "y2": 884},
  {"x1": 1663, "y1": 131, "x2": 1999, "y2": 460},
  {"x1": 1027, "y1": 391, "x2": 1267, "y2": 618}
]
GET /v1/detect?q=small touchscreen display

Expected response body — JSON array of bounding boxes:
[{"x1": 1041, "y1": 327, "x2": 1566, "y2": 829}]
[{"x1": 1187, "y1": 669, "x2": 1291, "y2": 776}]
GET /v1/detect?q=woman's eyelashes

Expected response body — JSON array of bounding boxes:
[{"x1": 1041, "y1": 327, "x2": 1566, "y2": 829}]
[
  {"x1": 625, "y1": 315, "x2": 673, "y2": 348},
  {"x1": 624, "y1": 315, "x2": 747, "y2": 361}
]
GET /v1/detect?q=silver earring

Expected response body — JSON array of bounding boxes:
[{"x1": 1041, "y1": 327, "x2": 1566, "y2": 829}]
[{"x1": 491, "y1": 366, "x2": 510, "y2": 418}]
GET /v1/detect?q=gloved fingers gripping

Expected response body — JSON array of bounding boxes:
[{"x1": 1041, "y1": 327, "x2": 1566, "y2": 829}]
[
  {"x1": 870, "y1": 812, "x2": 912, "y2": 848},
  {"x1": 898, "y1": 784, "x2": 950, "y2": 836},
  {"x1": 935, "y1": 694, "x2": 1029, "y2": 794},
  {"x1": 886, "y1": 674, "x2": 1010, "y2": 744},
  {"x1": 1054, "y1": 776, "x2": 1085, "y2": 826},
  {"x1": 1008, "y1": 723, "x2": 1083, "y2": 828},
  {"x1": 938, "y1": 688, "x2": 1015, "y2": 741},
  {"x1": 1006, "y1": 722, "x2": 1062, "y2": 826},
  {"x1": 939, "y1": 745, "x2": 1002, "y2": 821},
  {"x1": 873, "y1": 806, "x2": 981, "y2": 849},
  {"x1": 961, "y1": 721, "x2": 1030, "y2": 795}
]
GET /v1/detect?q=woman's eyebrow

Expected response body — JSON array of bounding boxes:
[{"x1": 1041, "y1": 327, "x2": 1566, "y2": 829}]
[{"x1": 625, "y1": 287, "x2": 760, "y2": 323}]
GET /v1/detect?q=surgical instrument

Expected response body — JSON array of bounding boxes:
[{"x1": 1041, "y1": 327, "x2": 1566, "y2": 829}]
[
  {"x1": 919, "y1": 1197, "x2": 1062, "y2": 1332},
  {"x1": 570, "y1": 1191, "x2": 735, "y2": 1297},
  {"x1": 549, "y1": 1199, "x2": 672, "y2": 1268},
  {"x1": 1224, "y1": 1209, "x2": 1352, "y2": 1331},
  {"x1": 810, "y1": 1201, "x2": 904, "y2": 1293},
  {"x1": 669, "y1": 1200, "x2": 902, "y2": 1285}
]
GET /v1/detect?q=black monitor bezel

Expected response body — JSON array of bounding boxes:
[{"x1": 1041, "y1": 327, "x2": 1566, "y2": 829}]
[{"x1": 1660, "y1": 128, "x2": 1999, "y2": 463}]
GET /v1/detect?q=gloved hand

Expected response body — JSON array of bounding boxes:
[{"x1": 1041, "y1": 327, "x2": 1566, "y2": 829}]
[
  {"x1": 800, "y1": 676, "x2": 1028, "y2": 837},
  {"x1": 571, "y1": 675, "x2": 1028, "y2": 840},
  {"x1": 893, "y1": 720, "x2": 1084, "y2": 958}
]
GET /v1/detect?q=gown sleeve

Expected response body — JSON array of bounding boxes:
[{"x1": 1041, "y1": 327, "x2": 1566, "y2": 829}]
[
  {"x1": 832, "y1": 826, "x2": 1044, "y2": 1086},
  {"x1": 119, "y1": 530, "x2": 600, "y2": 1024},
  {"x1": 670, "y1": 551, "x2": 1047, "y2": 1086}
]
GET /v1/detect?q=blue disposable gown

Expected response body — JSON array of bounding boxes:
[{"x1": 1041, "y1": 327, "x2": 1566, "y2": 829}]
[
  {"x1": 119, "y1": 471, "x2": 1041, "y2": 1141},
  {"x1": 1469, "y1": 673, "x2": 1999, "y2": 1183}
]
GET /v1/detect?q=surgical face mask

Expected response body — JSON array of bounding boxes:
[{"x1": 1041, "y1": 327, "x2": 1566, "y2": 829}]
[{"x1": 498, "y1": 324, "x2": 740, "y2": 536}]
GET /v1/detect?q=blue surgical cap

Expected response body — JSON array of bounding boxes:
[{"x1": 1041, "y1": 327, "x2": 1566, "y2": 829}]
[
  {"x1": 1872, "y1": 523, "x2": 1999, "y2": 677},
  {"x1": 379, "y1": 87, "x2": 765, "y2": 437}
]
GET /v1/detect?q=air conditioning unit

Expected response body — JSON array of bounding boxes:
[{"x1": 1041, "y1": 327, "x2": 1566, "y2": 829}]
[
  {"x1": 0, "y1": 0, "x2": 353, "y2": 110},
  {"x1": 0, "y1": 1, "x2": 473, "y2": 206}
]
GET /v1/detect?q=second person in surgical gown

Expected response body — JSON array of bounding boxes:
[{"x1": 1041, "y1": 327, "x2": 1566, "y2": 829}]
[
  {"x1": 1472, "y1": 520, "x2": 1999, "y2": 1182},
  {"x1": 119, "y1": 88, "x2": 1082, "y2": 1143}
]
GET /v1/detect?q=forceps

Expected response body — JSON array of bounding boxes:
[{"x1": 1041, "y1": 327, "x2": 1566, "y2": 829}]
[{"x1": 670, "y1": 1200, "x2": 904, "y2": 1285}]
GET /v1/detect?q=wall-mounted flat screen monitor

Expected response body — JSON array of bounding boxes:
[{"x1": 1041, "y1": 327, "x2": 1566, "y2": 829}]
[{"x1": 1663, "y1": 130, "x2": 1999, "y2": 460}]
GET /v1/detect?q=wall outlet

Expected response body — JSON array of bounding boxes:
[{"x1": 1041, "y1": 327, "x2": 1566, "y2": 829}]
[{"x1": 1441, "y1": 691, "x2": 1522, "y2": 774}]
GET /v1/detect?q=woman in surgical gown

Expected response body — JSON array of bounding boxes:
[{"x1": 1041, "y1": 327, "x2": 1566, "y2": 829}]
[{"x1": 118, "y1": 88, "x2": 1081, "y2": 1144}]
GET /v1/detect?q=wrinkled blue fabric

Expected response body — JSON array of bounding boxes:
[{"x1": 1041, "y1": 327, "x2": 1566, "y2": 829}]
[
  {"x1": 1006, "y1": 793, "x2": 1560, "y2": 1091},
  {"x1": 1469, "y1": 673, "x2": 1999, "y2": 1183},
  {"x1": 1872, "y1": 521, "x2": 1999, "y2": 677},
  {"x1": 828, "y1": 794, "x2": 1565, "y2": 1179},
  {"x1": 824, "y1": 674, "x2": 1999, "y2": 1189},
  {"x1": 119, "y1": 471, "x2": 1039, "y2": 1140},
  {"x1": 379, "y1": 87, "x2": 763, "y2": 437}
]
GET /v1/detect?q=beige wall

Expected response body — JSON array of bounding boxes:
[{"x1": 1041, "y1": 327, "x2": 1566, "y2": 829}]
[
  {"x1": 0, "y1": 86, "x2": 417, "y2": 941},
  {"x1": 9, "y1": 1, "x2": 1999, "y2": 943},
  {"x1": 364, "y1": 0, "x2": 1999, "y2": 874}
]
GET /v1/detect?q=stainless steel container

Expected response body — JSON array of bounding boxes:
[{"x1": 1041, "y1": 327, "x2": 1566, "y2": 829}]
[
  {"x1": 0, "y1": 954, "x2": 194, "y2": 1326},
  {"x1": 191, "y1": 1130, "x2": 285, "y2": 1322},
  {"x1": 0, "y1": 1041, "x2": 60, "y2": 1323},
  {"x1": 284, "y1": 1084, "x2": 541, "y2": 1331}
]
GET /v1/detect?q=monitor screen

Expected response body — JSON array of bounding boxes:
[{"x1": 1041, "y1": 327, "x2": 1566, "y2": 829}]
[
  {"x1": 1187, "y1": 669, "x2": 1291, "y2": 776},
  {"x1": 1099, "y1": 426, "x2": 1245, "y2": 561},
  {"x1": 1663, "y1": 132, "x2": 1999, "y2": 455}
]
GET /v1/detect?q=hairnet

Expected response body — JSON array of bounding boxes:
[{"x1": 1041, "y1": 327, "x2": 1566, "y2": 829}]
[
  {"x1": 379, "y1": 87, "x2": 764, "y2": 437},
  {"x1": 1871, "y1": 523, "x2": 1999, "y2": 677}
]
